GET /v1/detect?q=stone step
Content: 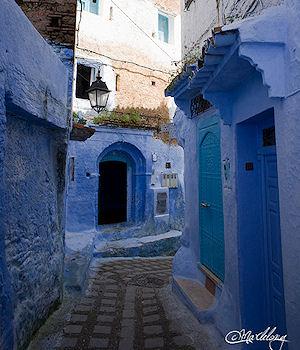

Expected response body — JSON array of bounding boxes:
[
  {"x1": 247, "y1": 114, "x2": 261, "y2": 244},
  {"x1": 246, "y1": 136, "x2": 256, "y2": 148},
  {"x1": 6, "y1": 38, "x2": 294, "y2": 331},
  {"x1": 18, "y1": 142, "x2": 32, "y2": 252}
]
[
  {"x1": 93, "y1": 230, "x2": 182, "y2": 258},
  {"x1": 172, "y1": 277, "x2": 216, "y2": 324}
]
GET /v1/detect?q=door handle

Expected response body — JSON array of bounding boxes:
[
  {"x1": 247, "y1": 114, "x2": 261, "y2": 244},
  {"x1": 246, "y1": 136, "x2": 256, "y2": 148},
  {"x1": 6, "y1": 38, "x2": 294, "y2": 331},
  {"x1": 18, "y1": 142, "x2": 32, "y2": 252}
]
[{"x1": 201, "y1": 202, "x2": 211, "y2": 208}]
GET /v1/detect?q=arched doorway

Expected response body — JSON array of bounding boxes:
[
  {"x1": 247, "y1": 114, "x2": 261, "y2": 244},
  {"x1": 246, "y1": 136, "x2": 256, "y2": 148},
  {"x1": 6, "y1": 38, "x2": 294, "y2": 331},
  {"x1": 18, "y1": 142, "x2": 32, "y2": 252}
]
[{"x1": 97, "y1": 142, "x2": 146, "y2": 226}]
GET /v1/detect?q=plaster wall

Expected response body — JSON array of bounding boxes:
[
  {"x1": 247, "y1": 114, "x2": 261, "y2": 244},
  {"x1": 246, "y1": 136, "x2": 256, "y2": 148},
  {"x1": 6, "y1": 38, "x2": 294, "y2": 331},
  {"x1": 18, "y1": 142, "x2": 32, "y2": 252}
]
[
  {"x1": 77, "y1": 0, "x2": 181, "y2": 69},
  {"x1": 172, "y1": 108, "x2": 241, "y2": 336},
  {"x1": 214, "y1": 69, "x2": 300, "y2": 348},
  {"x1": 17, "y1": 0, "x2": 76, "y2": 107},
  {"x1": 0, "y1": 1, "x2": 70, "y2": 348},
  {"x1": 66, "y1": 126, "x2": 184, "y2": 234},
  {"x1": 75, "y1": 0, "x2": 181, "y2": 119},
  {"x1": 211, "y1": 6, "x2": 300, "y2": 344},
  {"x1": 0, "y1": 74, "x2": 14, "y2": 350},
  {"x1": 172, "y1": 1, "x2": 300, "y2": 348},
  {"x1": 181, "y1": 0, "x2": 283, "y2": 60}
]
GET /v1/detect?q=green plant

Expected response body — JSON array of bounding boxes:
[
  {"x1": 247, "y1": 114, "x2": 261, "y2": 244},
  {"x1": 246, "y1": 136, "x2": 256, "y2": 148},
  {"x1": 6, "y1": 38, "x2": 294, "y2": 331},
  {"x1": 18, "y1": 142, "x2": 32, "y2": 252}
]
[
  {"x1": 73, "y1": 111, "x2": 87, "y2": 125},
  {"x1": 92, "y1": 110, "x2": 142, "y2": 126}
]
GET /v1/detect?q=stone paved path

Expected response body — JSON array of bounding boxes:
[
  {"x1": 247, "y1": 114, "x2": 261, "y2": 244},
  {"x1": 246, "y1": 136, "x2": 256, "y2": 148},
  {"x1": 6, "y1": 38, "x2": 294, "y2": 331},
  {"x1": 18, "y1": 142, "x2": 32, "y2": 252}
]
[{"x1": 56, "y1": 257, "x2": 195, "y2": 350}]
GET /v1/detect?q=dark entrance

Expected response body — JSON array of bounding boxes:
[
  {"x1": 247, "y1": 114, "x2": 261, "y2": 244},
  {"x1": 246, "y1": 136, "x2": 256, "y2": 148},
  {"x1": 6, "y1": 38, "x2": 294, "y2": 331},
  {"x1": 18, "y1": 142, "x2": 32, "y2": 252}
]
[{"x1": 98, "y1": 161, "x2": 127, "y2": 225}]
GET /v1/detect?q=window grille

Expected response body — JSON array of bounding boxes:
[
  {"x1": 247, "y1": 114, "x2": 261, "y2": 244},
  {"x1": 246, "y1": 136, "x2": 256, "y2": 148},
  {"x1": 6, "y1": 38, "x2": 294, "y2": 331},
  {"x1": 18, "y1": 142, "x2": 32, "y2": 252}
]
[{"x1": 190, "y1": 95, "x2": 211, "y2": 117}]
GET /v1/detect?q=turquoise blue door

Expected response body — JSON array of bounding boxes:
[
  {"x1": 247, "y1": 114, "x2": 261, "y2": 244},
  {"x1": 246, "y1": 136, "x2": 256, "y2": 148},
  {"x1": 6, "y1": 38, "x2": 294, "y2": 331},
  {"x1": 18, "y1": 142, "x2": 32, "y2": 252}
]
[
  {"x1": 199, "y1": 119, "x2": 224, "y2": 281},
  {"x1": 260, "y1": 147, "x2": 286, "y2": 334}
]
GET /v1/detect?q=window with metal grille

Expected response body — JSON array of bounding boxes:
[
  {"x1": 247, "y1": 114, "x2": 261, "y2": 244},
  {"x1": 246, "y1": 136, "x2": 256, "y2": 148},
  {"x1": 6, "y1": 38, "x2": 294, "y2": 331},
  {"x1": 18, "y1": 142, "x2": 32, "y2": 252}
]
[{"x1": 190, "y1": 94, "x2": 212, "y2": 117}]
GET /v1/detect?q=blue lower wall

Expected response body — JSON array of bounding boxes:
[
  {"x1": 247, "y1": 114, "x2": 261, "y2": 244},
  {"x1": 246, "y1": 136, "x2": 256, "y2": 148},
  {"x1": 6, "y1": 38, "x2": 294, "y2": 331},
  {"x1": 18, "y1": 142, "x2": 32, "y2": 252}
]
[
  {"x1": 2, "y1": 114, "x2": 67, "y2": 349},
  {"x1": 66, "y1": 126, "x2": 185, "y2": 235}
]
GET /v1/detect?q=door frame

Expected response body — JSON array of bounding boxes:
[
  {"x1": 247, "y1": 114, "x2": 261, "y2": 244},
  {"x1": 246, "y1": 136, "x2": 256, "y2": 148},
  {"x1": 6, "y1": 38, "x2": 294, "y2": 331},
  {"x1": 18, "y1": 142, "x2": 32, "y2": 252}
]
[{"x1": 237, "y1": 109, "x2": 287, "y2": 335}]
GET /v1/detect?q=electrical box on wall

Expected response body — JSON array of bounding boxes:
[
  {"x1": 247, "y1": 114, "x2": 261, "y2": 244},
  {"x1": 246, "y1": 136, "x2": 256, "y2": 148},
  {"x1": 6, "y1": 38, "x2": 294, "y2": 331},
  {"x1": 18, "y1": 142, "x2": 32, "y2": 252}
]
[{"x1": 161, "y1": 173, "x2": 178, "y2": 188}]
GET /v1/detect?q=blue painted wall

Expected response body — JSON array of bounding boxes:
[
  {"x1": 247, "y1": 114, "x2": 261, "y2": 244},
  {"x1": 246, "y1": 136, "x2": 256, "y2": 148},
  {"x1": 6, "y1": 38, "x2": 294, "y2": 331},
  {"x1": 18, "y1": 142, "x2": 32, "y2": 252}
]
[
  {"x1": 0, "y1": 1, "x2": 71, "y2": 348},
  {"x1": 66, "y1": 125, "x2": 184, "y2": 235},
  {"x1": 172, "y1": 4, "x2": 300, "y2": 348}
]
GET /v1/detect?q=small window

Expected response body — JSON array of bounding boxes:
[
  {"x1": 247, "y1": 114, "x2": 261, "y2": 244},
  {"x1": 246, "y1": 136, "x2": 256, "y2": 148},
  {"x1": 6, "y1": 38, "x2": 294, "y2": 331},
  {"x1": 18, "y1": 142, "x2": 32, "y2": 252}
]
[
  {"x1": 77, "y1": 0, "x2": 100, "y2": 15},
  {"x1": 158, "y1": 13, "x2": 169, "y2": 43},
  {"x1": 109, "y1": 6, "x2": 114, "y2": 20},
  {"x1": 76, "y1": 64, "x2": 92, "y2": 99},
  {"x1": 50, "y1": 16, "x2": 61, "y2": 28},
  {"x1": 263, "y1": 126, "x2": 276, "y2": 147},
  {"x1": 116, "y1": 74, "x2": 120, "y2": 91},
  {"x1": 151, "y1": 81, "x2": 156, "y2": 86}
]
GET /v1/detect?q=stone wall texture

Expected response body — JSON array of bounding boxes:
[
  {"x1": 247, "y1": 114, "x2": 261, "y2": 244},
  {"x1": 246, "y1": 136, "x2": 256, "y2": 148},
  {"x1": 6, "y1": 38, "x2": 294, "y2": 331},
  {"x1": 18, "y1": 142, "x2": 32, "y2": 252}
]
[
  {"x1": 0, "y1": 1, "x2": 70, "y2": 349},
  {"x1": 3, "y1": 116, "x2": 66, "y2": 350},
  {"x1": 16, "y1": 0, "x2": 77, "y2": 47}
]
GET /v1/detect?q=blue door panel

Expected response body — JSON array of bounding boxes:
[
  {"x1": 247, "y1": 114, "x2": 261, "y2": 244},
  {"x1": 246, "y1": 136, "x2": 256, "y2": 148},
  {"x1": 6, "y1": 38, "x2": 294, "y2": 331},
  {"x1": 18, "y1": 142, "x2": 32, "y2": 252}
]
[
  {"x1": 263, "y1": 151, "x2": 286, "y2": 333},
  {"x1": 199, "y1": 121, "x2": 225, "y2": 281}
]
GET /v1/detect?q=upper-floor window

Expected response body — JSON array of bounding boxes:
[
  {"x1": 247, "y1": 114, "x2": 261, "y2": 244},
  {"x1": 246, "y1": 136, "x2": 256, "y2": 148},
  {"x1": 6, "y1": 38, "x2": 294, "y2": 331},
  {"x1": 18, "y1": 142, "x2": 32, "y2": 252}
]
[
  {"x1": 158, "y1": 13, "x2": 169, "y2": 43},
  {"x1": 77, "y1": 0, "x2": 100, "y2": 15},
  {"x1": 76, "y1": 64, "x2": 92, "y2": 99}
]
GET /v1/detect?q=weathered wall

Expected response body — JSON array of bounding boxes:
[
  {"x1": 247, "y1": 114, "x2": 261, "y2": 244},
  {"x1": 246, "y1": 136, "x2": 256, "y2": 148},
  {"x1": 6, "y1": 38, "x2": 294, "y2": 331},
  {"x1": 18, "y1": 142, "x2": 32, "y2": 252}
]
[
  {"x1": 3, "y1": 117, "x2": 66, "y2": 350},
  {"x1": 17, "y1": 0, "x2": 76, "y2": 105},
  {"x1": 0, "y1": 72, "x2": 14, "y2": 350},
  {"x1": 172, "y1": 2, "x2": 300, "y2": 348},
  {"x1": 16, "y1": 0, "x2": 76, "y2": 47},
  {"x1": 0, "y1": 1, "x2": 70, "y2": 348},
  {"x1": 66, "y1": 126, "x2": 184, "y2": 234},
  {"x1": 181, "y1": 0, "x2": 283, "y2": 61},
  {"x1": 75, "y1": 0, "x2": 181, "y2": 119}
]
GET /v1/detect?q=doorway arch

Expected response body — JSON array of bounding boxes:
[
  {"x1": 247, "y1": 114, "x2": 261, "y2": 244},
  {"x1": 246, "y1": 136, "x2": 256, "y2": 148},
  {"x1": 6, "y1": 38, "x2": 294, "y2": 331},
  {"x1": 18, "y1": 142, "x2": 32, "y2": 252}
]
[{"x1": 97, "y1": 142, "x2": 146, "y2": 225}]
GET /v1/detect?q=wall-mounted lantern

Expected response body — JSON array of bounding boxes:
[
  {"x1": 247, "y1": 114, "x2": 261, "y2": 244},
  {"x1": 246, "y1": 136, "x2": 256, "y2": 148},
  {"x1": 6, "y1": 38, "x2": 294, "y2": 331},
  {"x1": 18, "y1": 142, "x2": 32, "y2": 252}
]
[{"x1": 87, "y1": 70, "x2": 110, "y2": 113}]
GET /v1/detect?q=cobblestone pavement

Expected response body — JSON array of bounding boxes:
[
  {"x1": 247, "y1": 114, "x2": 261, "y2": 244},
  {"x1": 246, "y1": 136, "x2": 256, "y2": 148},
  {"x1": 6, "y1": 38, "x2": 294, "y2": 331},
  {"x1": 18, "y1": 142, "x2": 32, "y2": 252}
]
[
  {"x1": 57, "y1": 257, "x2": 195, "y2": 350},
  {"x1": 28, "y1": 257, "x2": 222, "y2": 350}
]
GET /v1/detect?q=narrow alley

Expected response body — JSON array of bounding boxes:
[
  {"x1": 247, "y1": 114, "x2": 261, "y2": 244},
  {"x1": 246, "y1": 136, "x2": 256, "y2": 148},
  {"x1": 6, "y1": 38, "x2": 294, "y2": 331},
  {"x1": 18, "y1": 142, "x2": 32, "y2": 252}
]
[
  {"x1": 1, "y1": 0, "x2": 300, "y2": 350},
  {"x1": 28, "y1": 258, "x2": 221, "y2": 350}
]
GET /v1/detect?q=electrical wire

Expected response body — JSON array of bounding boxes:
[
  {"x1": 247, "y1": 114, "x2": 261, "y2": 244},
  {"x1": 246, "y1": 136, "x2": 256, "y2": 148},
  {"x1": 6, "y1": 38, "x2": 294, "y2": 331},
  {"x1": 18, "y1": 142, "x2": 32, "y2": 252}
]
[
  {"x1": 76, "y1": 46, "x2": 172, "y2": 76},
  {"x1": 76, "y1": 59, "x2": 169, "y2": 83},
  {"x1": 75, "y1": 0, "x2": 177, "y2": 74},
  {"x1": 110, "y1": 0, "x2": 174, "y2": 61}
]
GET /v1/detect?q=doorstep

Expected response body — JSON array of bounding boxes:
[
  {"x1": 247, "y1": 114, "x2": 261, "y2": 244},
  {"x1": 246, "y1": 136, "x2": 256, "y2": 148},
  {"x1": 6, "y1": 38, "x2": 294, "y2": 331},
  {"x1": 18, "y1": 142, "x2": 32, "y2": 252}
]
[{"x1": 172, "y1": 277, "x2": 216, "y2": 324}]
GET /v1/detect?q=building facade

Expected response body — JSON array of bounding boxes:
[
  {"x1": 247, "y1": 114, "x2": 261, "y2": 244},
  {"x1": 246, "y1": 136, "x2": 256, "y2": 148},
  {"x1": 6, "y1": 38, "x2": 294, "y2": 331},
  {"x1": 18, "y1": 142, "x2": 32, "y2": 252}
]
[
  {"x1": 167, "y1": 0, "x2": 300, "y2": 349},
  {"x1": 17, "y1": 0, "x2": 77, "y2": 105},
  {"x1": 74, "y1": 0, "x2": 181, "y2": 121},
  {"x1": 65, "y1": 0, "x2": 184, "y2": 281},
  {"x1": 0, "y1": 1, "x2": 75, "y2": 349}
]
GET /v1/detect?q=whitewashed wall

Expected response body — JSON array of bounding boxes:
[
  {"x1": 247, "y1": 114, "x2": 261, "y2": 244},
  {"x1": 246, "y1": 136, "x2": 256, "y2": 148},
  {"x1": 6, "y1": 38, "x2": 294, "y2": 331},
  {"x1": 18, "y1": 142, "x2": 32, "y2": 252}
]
[
  {"x1": 181, "y1": 0, "x2": 283, "y2": 59},
  {"x1": 77, "y1": 0, "x2": 181, "y2": 68},
  {"x1": 74, "y1": 0, "x2": 181, "y2": 118}
]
